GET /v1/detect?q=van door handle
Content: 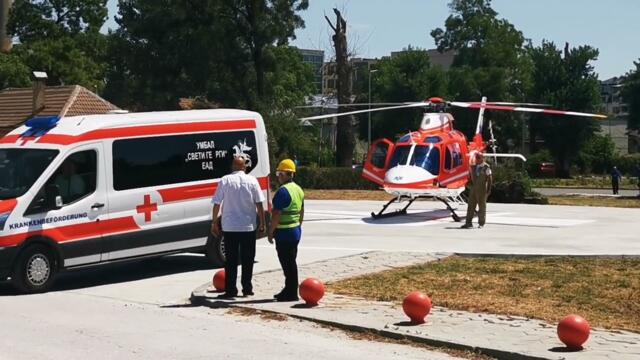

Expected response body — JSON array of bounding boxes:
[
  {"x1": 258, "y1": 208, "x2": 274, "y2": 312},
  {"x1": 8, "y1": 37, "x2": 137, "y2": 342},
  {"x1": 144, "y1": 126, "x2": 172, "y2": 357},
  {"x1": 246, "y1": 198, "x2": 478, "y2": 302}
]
[{"x1": 91, "y1": 203, "x2": 105, "y2": 209}]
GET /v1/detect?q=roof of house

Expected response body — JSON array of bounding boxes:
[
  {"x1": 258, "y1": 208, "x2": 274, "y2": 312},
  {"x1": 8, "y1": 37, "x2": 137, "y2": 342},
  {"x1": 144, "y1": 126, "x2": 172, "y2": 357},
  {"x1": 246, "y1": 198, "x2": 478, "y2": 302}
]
[{"x1": 0, "y1": 85, "x2": 119, "y2": 133}]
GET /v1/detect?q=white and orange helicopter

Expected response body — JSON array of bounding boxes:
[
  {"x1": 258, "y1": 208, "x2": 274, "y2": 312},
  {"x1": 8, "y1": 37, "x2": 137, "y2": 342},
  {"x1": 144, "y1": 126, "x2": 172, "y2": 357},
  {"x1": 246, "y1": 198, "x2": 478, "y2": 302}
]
[{"x1": 300, "y1": 97, "x2": 606, "y2": 221}]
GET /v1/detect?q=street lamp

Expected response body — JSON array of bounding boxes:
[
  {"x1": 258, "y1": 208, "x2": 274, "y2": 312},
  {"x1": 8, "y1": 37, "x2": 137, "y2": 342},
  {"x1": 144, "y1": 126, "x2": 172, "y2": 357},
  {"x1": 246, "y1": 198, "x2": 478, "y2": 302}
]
[{"x1": 368, "y1": 68, "x2": 378, "y2": 148}]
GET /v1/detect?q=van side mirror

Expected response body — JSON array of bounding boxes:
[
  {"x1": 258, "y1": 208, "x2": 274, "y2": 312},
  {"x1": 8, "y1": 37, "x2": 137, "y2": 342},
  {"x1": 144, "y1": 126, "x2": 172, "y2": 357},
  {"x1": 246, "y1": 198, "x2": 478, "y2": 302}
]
[{"x1": 45, "y1": 184, "x2": 62, "y2": 209}]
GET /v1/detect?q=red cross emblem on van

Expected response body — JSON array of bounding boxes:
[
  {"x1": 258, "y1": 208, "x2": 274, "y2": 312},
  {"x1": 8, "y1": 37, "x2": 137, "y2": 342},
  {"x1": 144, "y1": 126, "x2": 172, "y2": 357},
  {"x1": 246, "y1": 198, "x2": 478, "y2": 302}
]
[{"x1": 136, "y1": 194, "x2": 158, "y2": 222}]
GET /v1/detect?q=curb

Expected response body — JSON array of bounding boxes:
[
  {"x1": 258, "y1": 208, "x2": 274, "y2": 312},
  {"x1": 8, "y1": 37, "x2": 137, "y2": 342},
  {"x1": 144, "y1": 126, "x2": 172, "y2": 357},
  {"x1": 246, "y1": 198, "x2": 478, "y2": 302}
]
[{"x1": 190, "y1": 286, "x2": 552, "y2": 360}]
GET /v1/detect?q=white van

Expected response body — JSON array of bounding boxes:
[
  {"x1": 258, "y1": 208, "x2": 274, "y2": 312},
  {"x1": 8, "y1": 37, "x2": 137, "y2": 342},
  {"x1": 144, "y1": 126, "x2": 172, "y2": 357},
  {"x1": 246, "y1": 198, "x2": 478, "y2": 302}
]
[{"x1": 0, "y1": 109, "x2": 270, "y2": 293}]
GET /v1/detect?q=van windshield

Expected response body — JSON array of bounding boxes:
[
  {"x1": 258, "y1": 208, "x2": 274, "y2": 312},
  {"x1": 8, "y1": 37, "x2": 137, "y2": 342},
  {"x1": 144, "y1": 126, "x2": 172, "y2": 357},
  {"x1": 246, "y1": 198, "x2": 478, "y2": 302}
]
[{"x1": 0, "y1": 148, "x2": 59, "y2": 200}]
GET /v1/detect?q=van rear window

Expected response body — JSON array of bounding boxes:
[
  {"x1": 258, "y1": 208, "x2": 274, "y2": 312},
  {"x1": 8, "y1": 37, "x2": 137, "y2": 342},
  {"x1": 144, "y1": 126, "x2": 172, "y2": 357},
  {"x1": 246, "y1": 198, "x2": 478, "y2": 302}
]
[{"x1": 112, "y1": 131, "x2": 258, "y2": 191}]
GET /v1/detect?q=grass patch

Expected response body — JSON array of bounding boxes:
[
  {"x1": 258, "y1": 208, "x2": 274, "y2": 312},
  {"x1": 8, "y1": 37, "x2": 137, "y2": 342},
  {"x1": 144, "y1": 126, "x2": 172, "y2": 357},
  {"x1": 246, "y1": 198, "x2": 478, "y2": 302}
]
[
  {"x1": 305, "y1": 189, "x2": 395, "y2": 201},
  {"x1": 547, "y1": 196, "x2": 640, "y2": 208},
  {"x1": 329, "y1": 256, "x2": 640, "y2": 333}
]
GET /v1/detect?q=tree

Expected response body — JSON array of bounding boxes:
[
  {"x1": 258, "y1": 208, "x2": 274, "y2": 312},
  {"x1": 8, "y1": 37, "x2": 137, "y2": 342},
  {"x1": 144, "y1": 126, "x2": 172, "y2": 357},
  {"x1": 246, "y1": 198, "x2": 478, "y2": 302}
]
[
  {"x1": 431, "y1": 0, "x2": 532, "y2": 149},
  {"x1": 3, "y1": 0, "x2": 109, "y2": 90},
  {"x1": 622, "y1": 59, "x2": 640, "y2": 132},
  {"x1": 0, "y1": 52, "x2": 30, "y2": 88},
  {"x1": 527, "y1": 41, "x2": 601, "y2": 176},
  {"x1": 366, "y1": 47, "x2": 447, "y2": 139},
  {"x1": 325, "y1": 8, "x2": 355, "y2": 167},
  {"x1": 106, "y1": 0, "x2": 310, "y2": 111}
]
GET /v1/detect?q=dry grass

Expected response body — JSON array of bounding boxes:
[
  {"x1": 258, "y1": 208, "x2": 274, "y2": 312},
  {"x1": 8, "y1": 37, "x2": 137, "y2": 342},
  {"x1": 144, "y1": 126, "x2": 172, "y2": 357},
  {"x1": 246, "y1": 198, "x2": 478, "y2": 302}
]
[
  {"x1": 305, "y1": 189, "x2": 394, "y2": 201},
  {"x1": 547, "y1": 196, "x2": 640, "y2": 208},
  {"x1": 227, "y1": 307, "x2": 288, "y2": 321},
  {"x1": 329, "y1": 256, "x2": 640, "y2": 333}
]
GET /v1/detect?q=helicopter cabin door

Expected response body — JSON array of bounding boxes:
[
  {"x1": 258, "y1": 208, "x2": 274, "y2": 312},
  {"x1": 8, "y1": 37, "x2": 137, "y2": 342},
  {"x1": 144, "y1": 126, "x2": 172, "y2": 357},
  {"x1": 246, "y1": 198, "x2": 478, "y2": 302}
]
[{"x1": 363, "y1": 139, "x2": 394, "y2": 186}]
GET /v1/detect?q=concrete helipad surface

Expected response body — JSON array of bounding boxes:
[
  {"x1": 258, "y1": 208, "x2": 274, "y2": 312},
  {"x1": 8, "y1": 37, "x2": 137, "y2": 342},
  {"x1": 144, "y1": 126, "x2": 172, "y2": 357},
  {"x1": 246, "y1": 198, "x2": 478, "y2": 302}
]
[{"x1": 291, "y1": 200, "x2": 640, "y2": 256}]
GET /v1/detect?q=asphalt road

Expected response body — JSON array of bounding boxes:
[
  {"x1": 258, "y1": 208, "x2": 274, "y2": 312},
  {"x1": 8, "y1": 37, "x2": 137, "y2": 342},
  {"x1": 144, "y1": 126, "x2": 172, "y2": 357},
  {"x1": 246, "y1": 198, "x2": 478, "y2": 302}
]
[
  {"x1": 2, "y1": 200, "x2": 639, "y2": 359},
  {"x1": 534, "y1": 187, "x2": 639, "y2": 197}
]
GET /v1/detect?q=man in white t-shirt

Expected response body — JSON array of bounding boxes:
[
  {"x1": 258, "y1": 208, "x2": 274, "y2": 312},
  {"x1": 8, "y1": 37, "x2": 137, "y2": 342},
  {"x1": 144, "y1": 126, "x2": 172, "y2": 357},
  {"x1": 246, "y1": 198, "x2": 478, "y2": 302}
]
[{"x1": 211, "y1": 156, "x2": 266, "y2": 298}]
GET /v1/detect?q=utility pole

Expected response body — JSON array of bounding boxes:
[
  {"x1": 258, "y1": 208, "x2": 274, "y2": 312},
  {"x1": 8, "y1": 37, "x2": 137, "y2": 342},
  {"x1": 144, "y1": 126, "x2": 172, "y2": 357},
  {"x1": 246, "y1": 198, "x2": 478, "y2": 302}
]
[
  {"x1": 367, "y1": 67, "x2": 378, "y2": 148},
  {"x1": 0, "y1": 0, "x2": 14, "y2": 53}
]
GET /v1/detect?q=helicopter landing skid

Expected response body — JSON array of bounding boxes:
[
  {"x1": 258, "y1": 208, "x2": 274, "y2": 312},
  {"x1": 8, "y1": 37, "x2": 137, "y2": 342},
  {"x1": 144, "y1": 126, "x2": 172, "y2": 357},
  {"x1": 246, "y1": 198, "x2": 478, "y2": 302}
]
[
  {"x1": 370, "y1": 196, "x2": 416, "y2": 219},
  {"x1": 436, "y1": 197, "x2": 463, "y2": 222}
]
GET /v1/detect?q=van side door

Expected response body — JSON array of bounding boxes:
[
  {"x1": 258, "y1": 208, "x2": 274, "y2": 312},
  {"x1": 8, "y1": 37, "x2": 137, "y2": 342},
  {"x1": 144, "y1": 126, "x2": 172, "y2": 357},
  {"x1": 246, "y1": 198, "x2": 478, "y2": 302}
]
[{"x1": 23, "y1": 143, "x2": 107, "y2": 267}]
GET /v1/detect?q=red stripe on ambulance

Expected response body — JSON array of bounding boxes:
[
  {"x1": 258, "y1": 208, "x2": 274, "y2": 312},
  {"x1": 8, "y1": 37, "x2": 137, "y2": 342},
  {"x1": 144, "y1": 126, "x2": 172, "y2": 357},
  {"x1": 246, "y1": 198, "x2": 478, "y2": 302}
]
[
  {"x1": 0, "y1": 119, "x2": 257, "y2": 145},
  {"x1": 0, "y1": 217, "x2": 139, "y2": 248}
]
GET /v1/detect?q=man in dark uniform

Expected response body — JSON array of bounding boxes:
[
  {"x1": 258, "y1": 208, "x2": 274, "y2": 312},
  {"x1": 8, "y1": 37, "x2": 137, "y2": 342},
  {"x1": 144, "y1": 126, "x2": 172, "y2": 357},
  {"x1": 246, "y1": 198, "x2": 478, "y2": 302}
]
[
  {"x1": 269, "y1": 159, "x2": 304, "y2": 302},
  {"x1": 461, "y1": 152, "x2": 492, "y2": 229},
  {"x1": 611, "y1": 166, "x2": 622, "y2": 195}
]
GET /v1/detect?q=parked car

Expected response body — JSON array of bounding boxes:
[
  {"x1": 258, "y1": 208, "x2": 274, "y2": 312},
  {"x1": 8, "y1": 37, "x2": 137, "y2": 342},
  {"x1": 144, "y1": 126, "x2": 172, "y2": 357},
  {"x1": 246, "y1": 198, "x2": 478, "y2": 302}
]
[{"x1": 539, "y1": 162, "x2": 556, "y2": 177}]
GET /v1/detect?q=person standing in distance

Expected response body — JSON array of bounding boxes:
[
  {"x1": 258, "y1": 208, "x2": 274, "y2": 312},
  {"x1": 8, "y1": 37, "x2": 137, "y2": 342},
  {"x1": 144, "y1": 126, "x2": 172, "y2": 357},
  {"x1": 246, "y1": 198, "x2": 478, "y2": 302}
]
[
  {"x1": 269, "y1": 159, "x2": 304, "y2": 302},
  {"x1": 211, "y1": 156, "x2": 265, "y2": 299},
  {"x1": 461, "y1": 152, "x2": 492, "y2": 229}
]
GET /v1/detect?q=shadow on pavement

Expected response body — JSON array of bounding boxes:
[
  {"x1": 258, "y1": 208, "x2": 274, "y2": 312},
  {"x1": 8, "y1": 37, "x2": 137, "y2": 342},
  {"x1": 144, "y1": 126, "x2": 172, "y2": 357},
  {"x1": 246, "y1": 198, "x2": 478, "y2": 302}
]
[
  {"x1": 0, "y1": 254, "x2": 218, "y2": 296},
  {"x1": 548, "y1": 346, "x2": 584, "y2": 353}
]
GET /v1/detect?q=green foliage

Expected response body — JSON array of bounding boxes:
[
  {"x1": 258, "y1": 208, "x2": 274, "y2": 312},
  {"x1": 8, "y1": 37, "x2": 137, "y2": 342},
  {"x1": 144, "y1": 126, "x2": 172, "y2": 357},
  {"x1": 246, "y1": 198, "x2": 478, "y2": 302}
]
[
  {"x1": 0, "y1": 53, "x2": 31, "y2": 88},
  {"x1": 575, "y1": 134, "x2": 617, "y2": 174},
  {"x1": 105, "y1": 0, "x2": 309, "y2": 111},
  {"x1": 622, "y1": 59, "x2": 640, "y2": 131},
  {"x1": 431, "y1": 0, "x2": 532, "y2": 147},
  {"x1": 294, "y1": 167, "x2": 376, "y2": 190},
  {"x1": 365, "y1": 47, "x2": 447, "y2": 139},
  {"x1": 527, "y1": 41, "x2": 602, "y2": 177},
  {"x1": 4, "y1": 0, "x2": 109, "y2": 91},
  {"x1": 487, "y1": 166, "x2": 536, "y2": 203}
]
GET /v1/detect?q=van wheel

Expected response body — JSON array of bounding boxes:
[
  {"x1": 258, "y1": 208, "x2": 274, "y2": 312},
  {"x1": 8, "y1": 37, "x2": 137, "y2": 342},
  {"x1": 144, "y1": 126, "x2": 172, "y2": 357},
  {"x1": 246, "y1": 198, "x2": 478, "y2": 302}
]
[
  {"x1": 205, "y1": 235, "x2": 226, "y2": 267},
  {"x1": 13, "y1": 244, "x2": 57, "y2": 294}
]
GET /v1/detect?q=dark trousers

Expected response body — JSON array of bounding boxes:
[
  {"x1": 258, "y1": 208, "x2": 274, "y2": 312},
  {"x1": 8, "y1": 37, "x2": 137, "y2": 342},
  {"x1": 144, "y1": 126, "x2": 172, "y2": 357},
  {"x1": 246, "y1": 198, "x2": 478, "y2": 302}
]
[
  {"x1": 612, "y1": 180, "x2": 619, "y2": 195},
  {"x1": 275, "y1": 240, "x2": 299, "y2": 295},
  {"x1": 223, "y1": 231, "x2": 256, "y2": 295}
]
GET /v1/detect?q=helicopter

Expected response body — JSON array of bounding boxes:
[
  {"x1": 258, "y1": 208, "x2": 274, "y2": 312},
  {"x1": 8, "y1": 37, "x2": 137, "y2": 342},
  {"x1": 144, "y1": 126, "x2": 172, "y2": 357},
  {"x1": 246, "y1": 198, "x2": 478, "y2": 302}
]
[{"x1": 300, "y1": 97, "x2": 607, "y2": 221}]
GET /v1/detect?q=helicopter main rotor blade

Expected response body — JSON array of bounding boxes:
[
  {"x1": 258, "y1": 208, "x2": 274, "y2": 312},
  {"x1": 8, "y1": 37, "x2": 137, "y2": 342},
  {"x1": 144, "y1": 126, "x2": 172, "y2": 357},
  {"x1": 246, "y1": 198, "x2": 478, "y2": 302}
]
[
  {"x1": 299, "y1": 102, "x2": 428, "y2": 121},
  {"x1": 295, "y1": 103, "x2": 411, "y2": 109},
  {"x1": 471, "y1": 101, "x2": 550, "y2": 107},
  {"x1": 449, "y1": 102, "x2": 607, "y2": 119}
]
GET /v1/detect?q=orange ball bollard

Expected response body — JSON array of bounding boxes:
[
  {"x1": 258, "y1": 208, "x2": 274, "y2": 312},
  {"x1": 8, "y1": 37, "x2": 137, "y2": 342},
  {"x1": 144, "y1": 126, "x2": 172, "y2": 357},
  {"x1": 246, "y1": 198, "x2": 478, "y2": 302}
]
[
  {"x1": 212, "y1": 270, "x2": 225, "y2": 292},
  {"x1": 299, "y1": 278, "x2": 325, "y2": 306},
  {"x1": 402, "y1": 291, "x2": 432, "y2": 324},
  {"x1": 557, "y1": 314, "x2": 590, "y2": 349}
]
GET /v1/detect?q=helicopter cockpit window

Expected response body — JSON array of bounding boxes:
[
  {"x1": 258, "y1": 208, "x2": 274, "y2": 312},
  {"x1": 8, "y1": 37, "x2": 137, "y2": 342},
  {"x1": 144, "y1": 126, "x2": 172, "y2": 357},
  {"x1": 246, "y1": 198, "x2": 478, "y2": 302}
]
[
  {"x1": 445, "y1": 147, "x2": 452, "y2": 170},
  {"x1": 389, "y1": 146, "x2": 439, "y2": 175},
  {"x1": 413, "y1": 146, "x2": 440, "y2": 175},
  {"x1": 424, "y1": 136, "x2": 442, "y2": 144},
  {"x1": 371, "y1": 143, "x2": 389, "y2": 168}
]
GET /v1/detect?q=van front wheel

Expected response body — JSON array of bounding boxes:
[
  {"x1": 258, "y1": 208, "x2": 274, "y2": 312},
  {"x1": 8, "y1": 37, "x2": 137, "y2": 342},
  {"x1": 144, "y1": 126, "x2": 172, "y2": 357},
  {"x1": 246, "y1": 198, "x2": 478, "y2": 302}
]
[
  {"x1": 205, "y1": 235, "x2": 226, "y2": 267},
  {"x1": 13, "y1": 244, "x2": 57, "y2": 293}
]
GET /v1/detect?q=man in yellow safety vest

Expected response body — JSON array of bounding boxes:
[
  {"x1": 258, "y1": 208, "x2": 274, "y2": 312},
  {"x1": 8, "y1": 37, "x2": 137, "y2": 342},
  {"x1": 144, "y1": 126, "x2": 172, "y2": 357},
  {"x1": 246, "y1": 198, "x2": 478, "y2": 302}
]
[{"x1": 269, "y1": 159, "x2": 304, "y2": 302}]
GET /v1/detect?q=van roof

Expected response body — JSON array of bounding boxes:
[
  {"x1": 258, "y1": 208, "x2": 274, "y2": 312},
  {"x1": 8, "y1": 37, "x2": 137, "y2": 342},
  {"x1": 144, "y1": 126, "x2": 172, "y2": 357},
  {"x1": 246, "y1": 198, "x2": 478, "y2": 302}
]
[{"x1": 1, "y1": 109, "x2": 262, "y2": 146}]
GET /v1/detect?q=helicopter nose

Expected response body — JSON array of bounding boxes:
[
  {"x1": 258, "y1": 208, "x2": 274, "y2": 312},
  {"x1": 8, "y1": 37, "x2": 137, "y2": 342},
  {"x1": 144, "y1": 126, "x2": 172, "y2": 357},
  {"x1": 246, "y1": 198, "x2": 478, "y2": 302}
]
[{"x1": 384, "y1": 165, "x2": 435, "y2": 184}]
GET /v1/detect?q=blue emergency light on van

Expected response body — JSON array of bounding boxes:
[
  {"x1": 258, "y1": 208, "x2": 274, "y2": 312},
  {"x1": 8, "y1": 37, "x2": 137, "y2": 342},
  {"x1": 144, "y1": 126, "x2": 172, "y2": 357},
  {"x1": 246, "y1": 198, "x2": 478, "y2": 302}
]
[{"x1": 21, "y1": 116, "x2": 59, "y2": 137}]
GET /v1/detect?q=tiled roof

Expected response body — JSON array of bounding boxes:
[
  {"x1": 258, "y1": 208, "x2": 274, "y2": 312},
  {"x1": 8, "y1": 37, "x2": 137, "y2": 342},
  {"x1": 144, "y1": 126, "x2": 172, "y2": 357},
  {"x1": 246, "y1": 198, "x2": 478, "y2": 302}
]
[{"x1": 0, "y1": 85, "x2": 120, "y2": 135}]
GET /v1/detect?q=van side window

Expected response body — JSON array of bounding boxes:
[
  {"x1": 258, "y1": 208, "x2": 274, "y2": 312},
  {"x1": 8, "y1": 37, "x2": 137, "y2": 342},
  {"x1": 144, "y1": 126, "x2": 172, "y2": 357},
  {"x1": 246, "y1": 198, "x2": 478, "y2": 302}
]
[
  {"x1": 26, "y1": 150, "x2": 97, "y2": 214},
  {"x1": 113, "y1": 131, "x2": 258, "y2": 191}
]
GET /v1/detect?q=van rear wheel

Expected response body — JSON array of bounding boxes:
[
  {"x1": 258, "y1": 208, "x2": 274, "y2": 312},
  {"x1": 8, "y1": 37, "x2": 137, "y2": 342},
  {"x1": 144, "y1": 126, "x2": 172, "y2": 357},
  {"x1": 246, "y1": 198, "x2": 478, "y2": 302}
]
[
  {"x1": 205, "y1": 235, "x2": 226, "y2": 267},
  {"x1": 13, "y1": 244, "x2": 57, "y2": 294}
]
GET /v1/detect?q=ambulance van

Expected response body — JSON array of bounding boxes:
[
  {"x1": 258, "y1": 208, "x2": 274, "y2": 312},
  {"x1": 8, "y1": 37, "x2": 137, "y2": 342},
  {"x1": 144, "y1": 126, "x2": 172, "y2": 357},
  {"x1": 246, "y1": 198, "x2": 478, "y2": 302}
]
[{"x1": 0, "y1": 109, "x2": 270, "y2": 293}]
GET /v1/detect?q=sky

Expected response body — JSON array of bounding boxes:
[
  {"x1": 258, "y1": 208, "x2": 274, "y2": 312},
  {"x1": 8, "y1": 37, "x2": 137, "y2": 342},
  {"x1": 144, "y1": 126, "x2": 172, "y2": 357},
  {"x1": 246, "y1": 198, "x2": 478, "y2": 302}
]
[{"x1": 104, "y1": 0, "x2": 640, "y2": 79}]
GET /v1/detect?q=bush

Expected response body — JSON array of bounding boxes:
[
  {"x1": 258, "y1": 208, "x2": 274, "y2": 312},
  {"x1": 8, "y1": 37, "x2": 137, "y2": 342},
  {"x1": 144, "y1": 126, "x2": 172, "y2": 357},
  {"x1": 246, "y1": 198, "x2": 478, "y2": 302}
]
[
  {"x1": 487, "y1": 167, "x2": 536, "y2": 203},
  {"x1": 614, "y1": 154, "x2": 640, "y2": 176},
  {"x1": 293, "y1": 167, "x2": 378, "y2": 190}
]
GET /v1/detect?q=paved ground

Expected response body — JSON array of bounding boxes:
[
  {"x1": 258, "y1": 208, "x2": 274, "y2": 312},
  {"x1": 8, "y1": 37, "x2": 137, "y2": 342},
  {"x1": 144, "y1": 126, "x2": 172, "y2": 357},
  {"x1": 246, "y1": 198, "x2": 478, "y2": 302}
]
[
  {"x1": 1, "y1": 200, "x2": 639, "y2": 359},
  {"x1": 534, "y1": 187, "x2": 639, "y2": 197},
  {"x1": 192, "y1": 251, "x2": 640, "y2": 360},
  {"x1": 297, "y1": 200, "x2": 640, "y2": 255}
]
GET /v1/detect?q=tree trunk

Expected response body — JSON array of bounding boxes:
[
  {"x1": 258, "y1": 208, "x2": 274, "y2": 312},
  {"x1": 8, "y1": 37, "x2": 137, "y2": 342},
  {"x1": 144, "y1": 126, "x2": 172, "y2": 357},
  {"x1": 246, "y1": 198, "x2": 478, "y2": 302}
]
[{"x1": 327, "y1": 9, "x2": 355, "y2": 167}]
